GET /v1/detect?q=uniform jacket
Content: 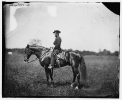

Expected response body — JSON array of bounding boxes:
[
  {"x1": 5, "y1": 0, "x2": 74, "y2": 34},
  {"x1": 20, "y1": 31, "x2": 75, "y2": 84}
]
[{"x1": 53, "y1": 36, "x2": 62, "y2": 49}]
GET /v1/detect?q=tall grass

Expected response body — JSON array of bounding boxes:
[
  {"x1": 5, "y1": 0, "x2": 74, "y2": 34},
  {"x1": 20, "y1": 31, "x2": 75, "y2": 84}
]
[{"x1": 3, "y1": 53, "x2": 119, "y2": 97}]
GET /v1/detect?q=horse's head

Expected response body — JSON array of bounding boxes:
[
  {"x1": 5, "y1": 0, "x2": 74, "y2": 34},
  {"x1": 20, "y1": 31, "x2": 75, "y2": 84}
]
[
  {"x1": 24, "y1": 44, "x2": 48, "y2": 62},
  {"x1": 24, "y1": 44, "x2": 34, "y2": 62}
]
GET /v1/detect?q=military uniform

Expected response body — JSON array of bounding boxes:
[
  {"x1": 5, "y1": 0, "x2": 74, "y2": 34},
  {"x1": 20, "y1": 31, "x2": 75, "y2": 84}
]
[
  {"x1": 50, "y1": 30, "x2": 62, "y2": 67},
  {"x1": 53, "y1": 36, "x2": 62, "y2": 50}
]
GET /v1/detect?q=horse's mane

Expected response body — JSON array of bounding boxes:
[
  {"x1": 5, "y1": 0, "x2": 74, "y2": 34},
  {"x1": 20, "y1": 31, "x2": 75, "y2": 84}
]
[{"x1": 28, "y1": 44, "x2": 50, "y2": 52}]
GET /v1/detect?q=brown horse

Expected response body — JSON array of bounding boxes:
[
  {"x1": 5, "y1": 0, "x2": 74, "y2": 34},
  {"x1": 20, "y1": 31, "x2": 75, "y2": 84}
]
[{"x1": 24, "y1": 44, "x2": 87, "y2": 89}]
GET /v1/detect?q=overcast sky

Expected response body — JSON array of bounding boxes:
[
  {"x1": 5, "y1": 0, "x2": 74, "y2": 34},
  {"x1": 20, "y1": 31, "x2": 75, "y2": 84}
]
[{"x1": 6, "y1": 2, "x2": 119, "y2": 52}]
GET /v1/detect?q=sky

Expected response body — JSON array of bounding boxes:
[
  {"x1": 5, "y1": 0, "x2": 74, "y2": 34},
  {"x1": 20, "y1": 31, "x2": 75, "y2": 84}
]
[{"x1": 6, "y1": 2, "x2": 119, "y2": 52}]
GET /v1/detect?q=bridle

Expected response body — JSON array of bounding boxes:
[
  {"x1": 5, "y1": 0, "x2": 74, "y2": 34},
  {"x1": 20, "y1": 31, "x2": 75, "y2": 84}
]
[{"x1": 27, "y1": 57, "x2": 38, "y2": 63}]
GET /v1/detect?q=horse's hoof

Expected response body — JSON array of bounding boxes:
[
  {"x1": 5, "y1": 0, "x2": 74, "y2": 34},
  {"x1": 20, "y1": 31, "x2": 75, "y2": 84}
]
[
  {"x1": 75, "y1": 86, "x2": 79, "y2": 90},
  {"x1": 71, "y1": 83, "x2": 74, "y2": 87}
]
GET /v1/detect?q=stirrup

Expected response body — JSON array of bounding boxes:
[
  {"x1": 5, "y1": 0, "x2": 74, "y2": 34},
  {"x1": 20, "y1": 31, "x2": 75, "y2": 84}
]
[{"x1": 48, "y1": 65, "x2": 53, "y2": 69}]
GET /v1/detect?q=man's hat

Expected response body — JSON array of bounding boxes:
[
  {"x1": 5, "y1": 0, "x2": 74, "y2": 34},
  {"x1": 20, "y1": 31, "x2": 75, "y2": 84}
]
[{"x1": 53, "y1": 30, "x2": 61, "y2": 34}]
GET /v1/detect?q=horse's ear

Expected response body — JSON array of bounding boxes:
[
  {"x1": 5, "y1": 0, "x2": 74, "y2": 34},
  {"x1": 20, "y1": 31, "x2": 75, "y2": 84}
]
[{"x1": 27, "y1": 44, "x2": 29, "y2": 48}]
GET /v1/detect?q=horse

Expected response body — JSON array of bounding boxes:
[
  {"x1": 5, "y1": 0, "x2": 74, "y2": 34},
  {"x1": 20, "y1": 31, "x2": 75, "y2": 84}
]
[{"x1": 24, "y1": 44, "x2": 87, "y2": 89}]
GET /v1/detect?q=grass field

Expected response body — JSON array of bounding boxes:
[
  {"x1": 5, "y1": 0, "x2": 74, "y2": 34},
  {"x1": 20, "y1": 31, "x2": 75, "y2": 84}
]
[{"x1": 3, "y1": 52, "x2": 119, "y2": 97}]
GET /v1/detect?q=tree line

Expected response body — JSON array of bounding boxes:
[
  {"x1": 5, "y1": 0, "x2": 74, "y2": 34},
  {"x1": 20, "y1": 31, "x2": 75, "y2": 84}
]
[{"x1": 6, "y1": 48, "x2": 119, "y2": 56}]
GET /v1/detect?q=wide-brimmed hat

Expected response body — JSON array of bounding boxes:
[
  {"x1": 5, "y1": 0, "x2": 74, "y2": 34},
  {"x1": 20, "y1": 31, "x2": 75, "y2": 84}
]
[{"x1": 53, "y1": 30, "x2": 61, "y2": 34}]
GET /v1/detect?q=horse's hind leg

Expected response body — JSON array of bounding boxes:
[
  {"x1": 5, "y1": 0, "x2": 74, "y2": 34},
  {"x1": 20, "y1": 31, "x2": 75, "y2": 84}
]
[
  {"x1": 71, "y1": 67, "x2": 77, "y2": 87},
  {"x1": 72, "y1": 66, "x2": 80, "y2": 89}
]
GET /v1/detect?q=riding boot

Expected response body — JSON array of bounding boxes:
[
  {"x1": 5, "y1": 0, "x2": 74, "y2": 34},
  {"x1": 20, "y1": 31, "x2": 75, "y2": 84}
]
[
  {"x1": 49, "y1": 57, "x2": 55, "y2": 69},
  {"x1": 48, "y1": 64, "x2": 54, "y2": 69},
  {"x1": 49, "y1": 49, "x2": 58, "y2": 69}
]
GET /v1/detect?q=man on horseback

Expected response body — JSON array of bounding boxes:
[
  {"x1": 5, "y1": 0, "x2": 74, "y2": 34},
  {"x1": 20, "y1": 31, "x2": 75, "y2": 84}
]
[{"x1": 48, "y1": 30, "x2": 62, "y2": 69}]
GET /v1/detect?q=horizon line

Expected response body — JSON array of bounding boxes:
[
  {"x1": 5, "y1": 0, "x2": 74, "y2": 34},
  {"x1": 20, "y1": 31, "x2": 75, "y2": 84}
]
[{"x1": 5, "y1": 47, "x2": 119, "y2": 53}]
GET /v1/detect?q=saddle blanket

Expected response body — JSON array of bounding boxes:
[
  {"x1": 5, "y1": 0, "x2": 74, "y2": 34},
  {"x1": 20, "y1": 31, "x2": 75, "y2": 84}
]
[
  {"x1": 41, "y1": 51, "x2": 52, "y2": 61},
  {"x1": 41, "y1": 51, "x2": 66, "y2": 61},
  {"x1": 57, "y1": 52, "x2": 66, "y2": 60}
]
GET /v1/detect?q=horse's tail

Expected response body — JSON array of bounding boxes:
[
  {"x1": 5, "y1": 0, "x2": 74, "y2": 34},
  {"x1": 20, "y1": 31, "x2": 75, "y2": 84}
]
[{"x1": 79, "y1": 56, "x2": 87, "y2": 82}]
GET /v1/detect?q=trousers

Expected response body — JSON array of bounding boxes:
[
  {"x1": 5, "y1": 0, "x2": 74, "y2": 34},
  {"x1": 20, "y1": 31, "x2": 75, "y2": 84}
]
[{"x1": 50, "y1": 49, "x2": 59, "y2": 66}]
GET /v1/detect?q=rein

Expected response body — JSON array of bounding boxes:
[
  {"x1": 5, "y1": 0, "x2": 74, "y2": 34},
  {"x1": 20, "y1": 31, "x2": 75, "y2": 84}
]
[
  {"x1": 40, "y1": 49, "x2": 51, "y2": 59},
  {"x1": 27, "y1": 48, "x2": 51, "y2": 63}
]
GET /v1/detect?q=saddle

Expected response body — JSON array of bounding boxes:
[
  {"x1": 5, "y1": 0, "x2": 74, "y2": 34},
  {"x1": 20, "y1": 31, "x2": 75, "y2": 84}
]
[
  {"x1": 54, "y1": 50, "x2": 70, "y2": 68},
  {"x1": 58, "y1": 48, "x2": 62, "y2": 53},
  {"x1": 57, "y1": 51, "x2": 66, "y2": 60}
]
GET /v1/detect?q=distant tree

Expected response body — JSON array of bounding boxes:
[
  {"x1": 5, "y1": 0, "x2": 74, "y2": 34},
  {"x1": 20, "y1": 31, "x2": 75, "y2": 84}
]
[
  {"x1": 99, "y1": 49, "x2": 102, "y2": 53},
  {"x1": 68, "y1": 49, "x2": 73, "y2": 52},
  {"x1": 113, "y1": 51, "x2": 119, "y2": 56},
  {"x1": 6, "y1": 48, "x2": 25, "y2": 54},
  {"x1": 98, "y1": 49, "x2": 111, "y2": 56},
  {"x1": 29, "y1": 39, "x2": 42, "y2": 46},
  {"x1": 98, "y1": 49, "x2": 102, "y2": 55},
  {"x1": 102, "y1": 49, "x2": 111, "y2": 56}
]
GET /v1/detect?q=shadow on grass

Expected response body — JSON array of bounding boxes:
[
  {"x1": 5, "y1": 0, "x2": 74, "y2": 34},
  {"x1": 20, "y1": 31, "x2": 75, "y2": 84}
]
[{"x1": 3, "y1": 79, "x2": 31, "y2": 97}]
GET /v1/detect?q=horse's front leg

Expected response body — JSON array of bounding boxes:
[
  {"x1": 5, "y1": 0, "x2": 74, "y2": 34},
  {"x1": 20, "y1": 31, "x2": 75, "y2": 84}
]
[
  {"x1": 44, "y1": 68, "x2": 49, "y2": 84},
  {"x1": 49, "y1": 68, "x2": 54, "y2": 83}
]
